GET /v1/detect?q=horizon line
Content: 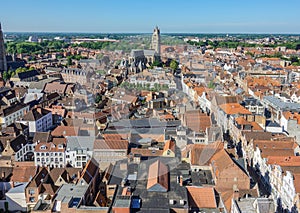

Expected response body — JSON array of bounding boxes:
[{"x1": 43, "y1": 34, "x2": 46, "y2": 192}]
[{"x1": 4, "y1": 31, "x2": 300, "y2": 35}]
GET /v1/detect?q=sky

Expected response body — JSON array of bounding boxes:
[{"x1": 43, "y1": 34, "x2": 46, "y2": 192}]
[{"x1": 1, "y1": 0, "x2": 300, "y2": 33}]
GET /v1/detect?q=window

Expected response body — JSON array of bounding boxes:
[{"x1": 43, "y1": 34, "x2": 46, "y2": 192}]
[
  {"x1": 29, "y1": 197, "x2": 35, "y2": 202},
  {"x1": 29, "y1": 189, "x2": 35, "y2": 195}
]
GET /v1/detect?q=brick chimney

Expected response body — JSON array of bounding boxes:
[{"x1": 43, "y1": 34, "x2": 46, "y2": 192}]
[{"x1": 36, "y1": 107, "x2": 42, "y2": 114}]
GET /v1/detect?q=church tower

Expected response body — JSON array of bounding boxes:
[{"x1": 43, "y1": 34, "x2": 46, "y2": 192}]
[
  {"x1": 151, "y1": 26, "x2": 161, "y2": 56},
  {"x1": 0, "y1": 22, "x2": 7, "y2": 72}
]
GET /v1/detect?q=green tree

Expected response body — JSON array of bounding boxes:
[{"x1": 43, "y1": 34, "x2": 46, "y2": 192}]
[
  {"x1": 290, "y1": 55, "x2": 299, "y2": 64},
  {"x1": 152, "y1": 60, "x2": 161, "y2": 67},
  {"x1": 10, "y1": 71, "x2": 15, "y2": 78},
  {"x1": 15, "y1": 67, "x2": 28, "y2": 74},
  {"x1": 95, "y1": 94, "x2": 102, "y2": 103},
  {"x1": 2, "y1": 71, "x2": 9, "y2": 81},
  {"x1": 67, "y1": 57, "x2": 72, "y2": 66},
  {"x1": 208, "y1": 80, "x2": 215, "y2": 89},
  {"x1": 170, "y1": 60, "x2": 179, "y2": 71},
  {"x1": 245, "y1": 51, "x2": 254, "y2": 57}
]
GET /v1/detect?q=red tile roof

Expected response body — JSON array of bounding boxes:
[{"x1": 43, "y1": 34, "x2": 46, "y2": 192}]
[
  {"x1": 35, "y1": 142, "x2": 65, "y2": 152},
  {"x1": 267, "y1": 156, "x2": 300, "y2": 167},
  {"x1": 147, "y1": 160, "x2": 168, "y2": 191},
  {"x1": 219, "y1": 103, "x2": 251, "y2": 115},
  {"x1": 51, "y1": 126, "x2": 79, "y2": 137},
  {"x1": 190, "y1": 141, "x2": 223, "y2": 166},
  {"x1": 187, "y1": 186, "x2": 218, "y2": 209},
  {"x1": 11, "y1": 162, "x2": 37, "y2": 183},
  {"x1": 93, "y1": 135, "x2": 128, "y2": 150},
  {"x1": 183, "y1": 110, "x2": 211, "y2": 132}
]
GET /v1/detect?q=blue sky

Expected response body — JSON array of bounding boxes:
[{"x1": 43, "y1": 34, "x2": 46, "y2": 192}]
[{"x1": 1, "y1": 0, "x2": 300, "y2": 33}]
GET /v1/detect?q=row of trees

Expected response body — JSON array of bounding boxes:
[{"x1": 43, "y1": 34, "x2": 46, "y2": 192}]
[
  {"x1": 5, "y1": 40, "x2": 69, "y2": 54},
  {"x1": 66, "y1": 55, "x2": 87, "y2": 66},
  {"x1": 256, "y1": 53, "x2": 300, "y2": 65},
  {"x1": 187, "y1": 40, "x2": 300, "y2": 50},
  {"x1": 2, "y1": 67, "x2": 34, "y2": 81},
  {"x1": 71, "y1": 41, "x2": 110, "y2": 50}
]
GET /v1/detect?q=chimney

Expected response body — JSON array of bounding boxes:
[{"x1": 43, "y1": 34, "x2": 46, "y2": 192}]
[
  {"x1": 36, "y1": 107, "x2": 42, "y2": 114},
  {"x1": 179, "y1": 175, "x2": 183, "y2": 186},
  {"x1": 67, "y1": 173, "x2": 70, "y2": 183},
  {"x1": 233, "y1": 185, "x2": 239, "y2": 200}
]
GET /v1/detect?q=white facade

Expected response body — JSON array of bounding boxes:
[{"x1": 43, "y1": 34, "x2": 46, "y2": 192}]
[
  {"x1": 34, "y1": 144, "x2": 65, "y2": 168},
  {"x1": 0, "y1": 105, "x2": 30, "y2": 128},
  {"x1": 253, "y1": 148, "x2": 299, "y2": 212},
  {"x1": 290, "y1": 93, "x2": 300, "y2": 103},
  {"x1": 65, "y1": 136, "x2": 94, "y2": 168},
  {"x1": 281, "y1": 171, "x2": 296, "y2": 210},
  {"x1": 65, "y1": 149, "x2": 92, "y2": 168},
  {"x1": 280, "y1": 116, "x2": 300, "y2": 143},
  {"x1": 21, "y1": 112, "x2": 52, "y2": 134},
  {"x1": 129, "y1": 76, "x2": 176, "y2": 90},
  {"x1": 198, "y1": 92, "x2": 211, "y2": 113},
  {"x1": 15, "y1": 143, "x2": 36, "y2": 162}
]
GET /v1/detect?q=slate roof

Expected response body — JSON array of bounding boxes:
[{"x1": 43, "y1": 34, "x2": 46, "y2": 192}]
[
  {"x1": 0, "y1": 103, "x2": 28, "y2": 117},
  {"x1": 10, "y1": 134, "x2": 27, "y2": 152},
  {"x1": 264, "y1": 96, "x2": 300, "y2": 111},
  {"x1": 66, "y1": 136, "x2": 94, "y2": 152},
  {"x1": 13, "y1": 70, "x2": 39, "y2": 80},
  {"x1": 22, "y1": 107, "x2": 51, "y2": 121}
]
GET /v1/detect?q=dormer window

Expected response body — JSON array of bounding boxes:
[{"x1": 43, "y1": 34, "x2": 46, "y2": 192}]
[{"x1": 40, "y1": 145, "x2": 47, "y2": 150}]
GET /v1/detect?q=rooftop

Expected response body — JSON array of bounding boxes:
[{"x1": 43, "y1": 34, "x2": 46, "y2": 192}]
[
  {"x1": 66, "y1": 136, "x2": 95, "y2": 152},
  {"x1": 54, "y1": 184, "x2": 88, "y2": 203}
]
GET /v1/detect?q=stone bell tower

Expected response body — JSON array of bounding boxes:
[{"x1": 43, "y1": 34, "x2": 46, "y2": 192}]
[{"x1": 151, "y1": 26, "x2": 161, "y2": 56}]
